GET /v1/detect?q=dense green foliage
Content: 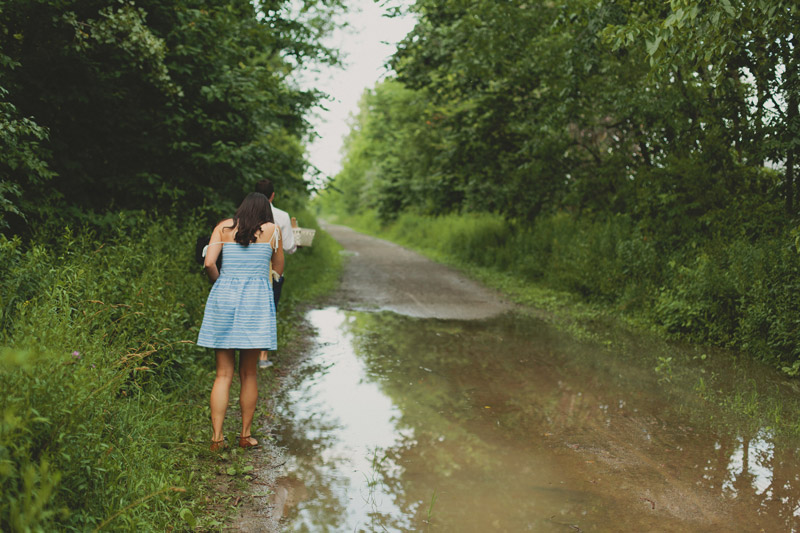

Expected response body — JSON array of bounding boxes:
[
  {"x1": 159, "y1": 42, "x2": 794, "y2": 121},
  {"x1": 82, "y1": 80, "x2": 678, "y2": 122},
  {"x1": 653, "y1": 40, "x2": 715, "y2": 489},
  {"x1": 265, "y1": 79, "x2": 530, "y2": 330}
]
[
  {"x1": 1, "y1": 217, "x2": 206, "y2": 530},
  {"x1": 317, "y1": 0, "x2": 800, "y2": 372},
  {"x1": 0, "y1": 213, "x2": 341, "y2": 531},
  {"x1": 0, "y1": 0, "x2": 341, "y2": 231},
  {"x1": 0, "y1": 0, "x2": 346, "y2": 528},
  {"x1": 326, "y1": 1, "x2": 798, "y2": 225}
]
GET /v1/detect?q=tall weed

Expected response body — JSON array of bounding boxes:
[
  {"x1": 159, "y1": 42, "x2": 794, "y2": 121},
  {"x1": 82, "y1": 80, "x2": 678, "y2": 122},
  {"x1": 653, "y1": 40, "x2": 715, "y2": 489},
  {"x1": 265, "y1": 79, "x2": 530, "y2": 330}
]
[{"x1": 1, "y1": 215, "x2": 223, "y2": 531}]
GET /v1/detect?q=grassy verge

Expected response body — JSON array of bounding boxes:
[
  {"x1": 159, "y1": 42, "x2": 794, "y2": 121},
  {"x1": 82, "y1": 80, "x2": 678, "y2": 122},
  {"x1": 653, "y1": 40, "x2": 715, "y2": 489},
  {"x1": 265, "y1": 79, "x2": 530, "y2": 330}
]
[
  {"x1": 323, "y1": 209, "x2": 800, "y2": 437},
  {"x1": 0, "y1": 210, "x2": 342, "y2": 531}
]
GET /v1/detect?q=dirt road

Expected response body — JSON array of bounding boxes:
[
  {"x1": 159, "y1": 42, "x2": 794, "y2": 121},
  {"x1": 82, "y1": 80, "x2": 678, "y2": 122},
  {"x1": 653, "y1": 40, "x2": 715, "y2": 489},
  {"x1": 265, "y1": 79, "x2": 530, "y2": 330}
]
[{"x1": 323, "y1": 223, "x2": 513, "y2": 319}]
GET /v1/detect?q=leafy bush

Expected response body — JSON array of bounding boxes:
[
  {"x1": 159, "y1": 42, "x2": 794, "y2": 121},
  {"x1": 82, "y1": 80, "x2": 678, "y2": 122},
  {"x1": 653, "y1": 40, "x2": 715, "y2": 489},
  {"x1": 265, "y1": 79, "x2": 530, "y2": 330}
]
[
  {"x1": 717, "y1": 239, "x2": 799, "y2": 366},
  {"x1": 653, "y1": 250, "x2": 739, "y2": 342},
  {"x1": 1, "y1": 215, "x2": 214, "y2": 531},
  {"x1": 651, "y1": 237, "x2": 800, "y2": 368}
]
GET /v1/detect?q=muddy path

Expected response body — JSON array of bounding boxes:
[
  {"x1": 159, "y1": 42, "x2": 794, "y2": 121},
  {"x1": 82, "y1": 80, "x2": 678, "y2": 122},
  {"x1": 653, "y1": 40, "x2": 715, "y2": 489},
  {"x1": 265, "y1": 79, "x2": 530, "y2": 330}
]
[
  {"x1": 325, "y1": 223, "x2": 514, "y2": 320},
  {"x1": 234, "y1": 223, "x2": 800, "y2": 532}
]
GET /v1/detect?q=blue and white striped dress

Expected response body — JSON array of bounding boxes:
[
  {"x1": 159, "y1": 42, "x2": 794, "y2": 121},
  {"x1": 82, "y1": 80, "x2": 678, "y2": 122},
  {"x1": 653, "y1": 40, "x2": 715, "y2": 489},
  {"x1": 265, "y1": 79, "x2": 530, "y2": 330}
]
[{"x1": 197, "y1": 243, "x2": 277, "y2": 350}]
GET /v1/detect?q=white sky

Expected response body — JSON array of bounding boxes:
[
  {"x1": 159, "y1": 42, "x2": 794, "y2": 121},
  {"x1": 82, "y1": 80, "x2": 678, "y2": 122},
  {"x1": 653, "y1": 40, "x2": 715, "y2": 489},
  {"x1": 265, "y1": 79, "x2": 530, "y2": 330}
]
[{"x1": 294, "y1": 1, "x2": 416, "y2": 185}]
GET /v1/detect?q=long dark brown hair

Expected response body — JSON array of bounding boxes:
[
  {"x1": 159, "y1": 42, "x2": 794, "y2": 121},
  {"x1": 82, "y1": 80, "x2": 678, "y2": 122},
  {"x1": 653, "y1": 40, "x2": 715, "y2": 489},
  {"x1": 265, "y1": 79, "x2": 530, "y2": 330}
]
[{"x1": 229, "y1": 192, "x2": 274, "y2": 245}]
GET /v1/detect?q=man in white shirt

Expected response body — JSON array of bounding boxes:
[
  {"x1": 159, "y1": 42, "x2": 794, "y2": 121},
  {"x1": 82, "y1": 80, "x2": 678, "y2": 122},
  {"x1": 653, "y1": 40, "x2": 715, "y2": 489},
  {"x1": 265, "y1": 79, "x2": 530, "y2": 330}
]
[{"x1": 255, "y1": 179, "x2": 297, "y2": 368}]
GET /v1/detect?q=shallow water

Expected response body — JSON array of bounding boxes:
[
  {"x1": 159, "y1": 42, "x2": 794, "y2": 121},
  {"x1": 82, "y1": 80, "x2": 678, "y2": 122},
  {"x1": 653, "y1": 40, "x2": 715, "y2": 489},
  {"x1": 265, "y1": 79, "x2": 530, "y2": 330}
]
[{"x1": 272, "y1": 308, "x2": 800, "y2": 532}]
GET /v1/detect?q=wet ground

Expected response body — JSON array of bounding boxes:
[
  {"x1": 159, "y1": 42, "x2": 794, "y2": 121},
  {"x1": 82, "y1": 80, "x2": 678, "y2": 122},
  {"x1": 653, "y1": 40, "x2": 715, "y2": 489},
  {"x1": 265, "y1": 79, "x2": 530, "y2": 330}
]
[{"x1": 266, "y1": 224, "x2": 800, "y2": 532}]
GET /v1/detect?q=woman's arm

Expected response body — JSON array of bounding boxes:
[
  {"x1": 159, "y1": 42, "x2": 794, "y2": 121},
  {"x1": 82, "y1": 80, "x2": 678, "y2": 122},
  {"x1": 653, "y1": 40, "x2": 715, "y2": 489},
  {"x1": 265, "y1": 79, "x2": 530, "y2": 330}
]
[
  {"x1": 271, "y1": 227, "x2": 285, "y2": 277},
  {"x1": 204, "y1": 225, "x2": 223, "y2": 282}
]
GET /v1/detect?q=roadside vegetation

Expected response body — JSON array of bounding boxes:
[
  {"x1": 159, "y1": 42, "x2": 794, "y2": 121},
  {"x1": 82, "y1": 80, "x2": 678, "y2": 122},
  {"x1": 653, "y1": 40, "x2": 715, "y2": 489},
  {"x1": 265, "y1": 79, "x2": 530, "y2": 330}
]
[
  {"x1": 0, "y1": 212, "x2": 340, "y2": 530},
  {"x1": 316, "y1": 1, "x2": 800, "y2": 379},
  {"x1": 1, "y1": 0, "x2": 344, "y2": 530}
]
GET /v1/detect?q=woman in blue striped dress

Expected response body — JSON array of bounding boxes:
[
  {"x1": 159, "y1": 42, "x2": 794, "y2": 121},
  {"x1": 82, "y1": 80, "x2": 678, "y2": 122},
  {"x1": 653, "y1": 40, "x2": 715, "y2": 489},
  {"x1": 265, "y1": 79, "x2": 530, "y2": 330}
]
[{"x1": 197, "y1": 192, "x2": 284, "y2": 451}]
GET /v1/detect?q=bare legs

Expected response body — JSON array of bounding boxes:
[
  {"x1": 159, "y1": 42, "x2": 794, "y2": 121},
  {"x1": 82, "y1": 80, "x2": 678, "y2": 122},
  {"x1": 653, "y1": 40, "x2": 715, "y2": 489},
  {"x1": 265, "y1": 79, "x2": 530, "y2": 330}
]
[
  {"x1": 210, "y1": 349, "x2": 235, "y2": 443},
  {"x1": 238, "y1": 349, "x2": 259, "y2": 445},
  {"x1": 210, "y1": 348, "x2": 260, "y2": 446}
]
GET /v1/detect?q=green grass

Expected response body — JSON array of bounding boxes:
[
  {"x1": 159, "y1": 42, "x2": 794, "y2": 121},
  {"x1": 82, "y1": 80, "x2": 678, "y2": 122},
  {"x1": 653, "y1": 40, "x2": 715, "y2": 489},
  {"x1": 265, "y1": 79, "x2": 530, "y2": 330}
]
[{"x1": 0, "y1": 210, "x2": 342, "y2": 531}]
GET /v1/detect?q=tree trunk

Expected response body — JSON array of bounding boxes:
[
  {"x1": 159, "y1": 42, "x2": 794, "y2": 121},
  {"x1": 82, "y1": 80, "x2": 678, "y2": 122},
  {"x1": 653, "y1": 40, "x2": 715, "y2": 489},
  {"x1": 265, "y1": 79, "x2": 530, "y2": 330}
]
[
  {"x1": 787, "y1": 145, "x2": 795, "y2": 215},
  {"x1": 787, "y1": 82, "x2": 796, "y2": 215},
  {"x1": 786, "y1": 38, "x2": 799, "y2": 215},
  {"x1": 795, "y1": 39, "x2": 800, "y2": 213}
]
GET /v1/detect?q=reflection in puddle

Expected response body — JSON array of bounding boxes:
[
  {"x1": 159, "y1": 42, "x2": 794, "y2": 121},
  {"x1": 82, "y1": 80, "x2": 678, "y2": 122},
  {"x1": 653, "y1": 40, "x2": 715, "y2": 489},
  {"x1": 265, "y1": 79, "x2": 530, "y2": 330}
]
[
  {"x1": 273, "y1": 308, "x2": 800, "y2": 532},
  {"x1": 270, "y1": 475, "x2": 308, "y2": 520},
  {"x1": 274, "y1": 309, "x2": 412, "y2": 531},
  {"x1": 723, "y1": 430, "x2": 775, "y2": 498}
]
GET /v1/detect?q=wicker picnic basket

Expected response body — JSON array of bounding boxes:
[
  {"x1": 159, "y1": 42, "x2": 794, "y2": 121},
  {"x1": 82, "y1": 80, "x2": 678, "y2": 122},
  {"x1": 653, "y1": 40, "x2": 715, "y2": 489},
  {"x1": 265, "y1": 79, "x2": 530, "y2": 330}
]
[
  {"x1": 291, "y1": 217, "x2": 316, "y2": 247},
  {"x1": 292, "y1": 227, "x2": 316, "y2": 247}
]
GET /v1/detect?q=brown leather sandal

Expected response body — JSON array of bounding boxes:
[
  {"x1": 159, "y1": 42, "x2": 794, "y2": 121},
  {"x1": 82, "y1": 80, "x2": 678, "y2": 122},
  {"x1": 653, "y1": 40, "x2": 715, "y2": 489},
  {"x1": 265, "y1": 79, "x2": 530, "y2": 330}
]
[
  {"x1": 210, "y1": 438, "x2": 228, "y2": 452},
  {"x1": 238, "y1": 435, "x2": 259, "y2": 449}
]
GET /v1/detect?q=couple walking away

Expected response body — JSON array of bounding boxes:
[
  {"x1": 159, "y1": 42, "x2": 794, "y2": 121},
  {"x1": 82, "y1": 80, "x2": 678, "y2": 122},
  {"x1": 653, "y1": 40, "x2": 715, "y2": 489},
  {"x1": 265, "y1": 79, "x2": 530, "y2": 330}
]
[{"x1": 196, "y1": 179, "x2": 297, "y2": 451}]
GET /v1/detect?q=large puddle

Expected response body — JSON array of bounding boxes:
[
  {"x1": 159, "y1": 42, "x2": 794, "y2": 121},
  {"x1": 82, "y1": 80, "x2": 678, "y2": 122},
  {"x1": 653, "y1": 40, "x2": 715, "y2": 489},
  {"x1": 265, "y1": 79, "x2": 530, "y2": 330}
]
[{"x1": 271, "y1": 308, "x2": 800, "y2": 532}]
